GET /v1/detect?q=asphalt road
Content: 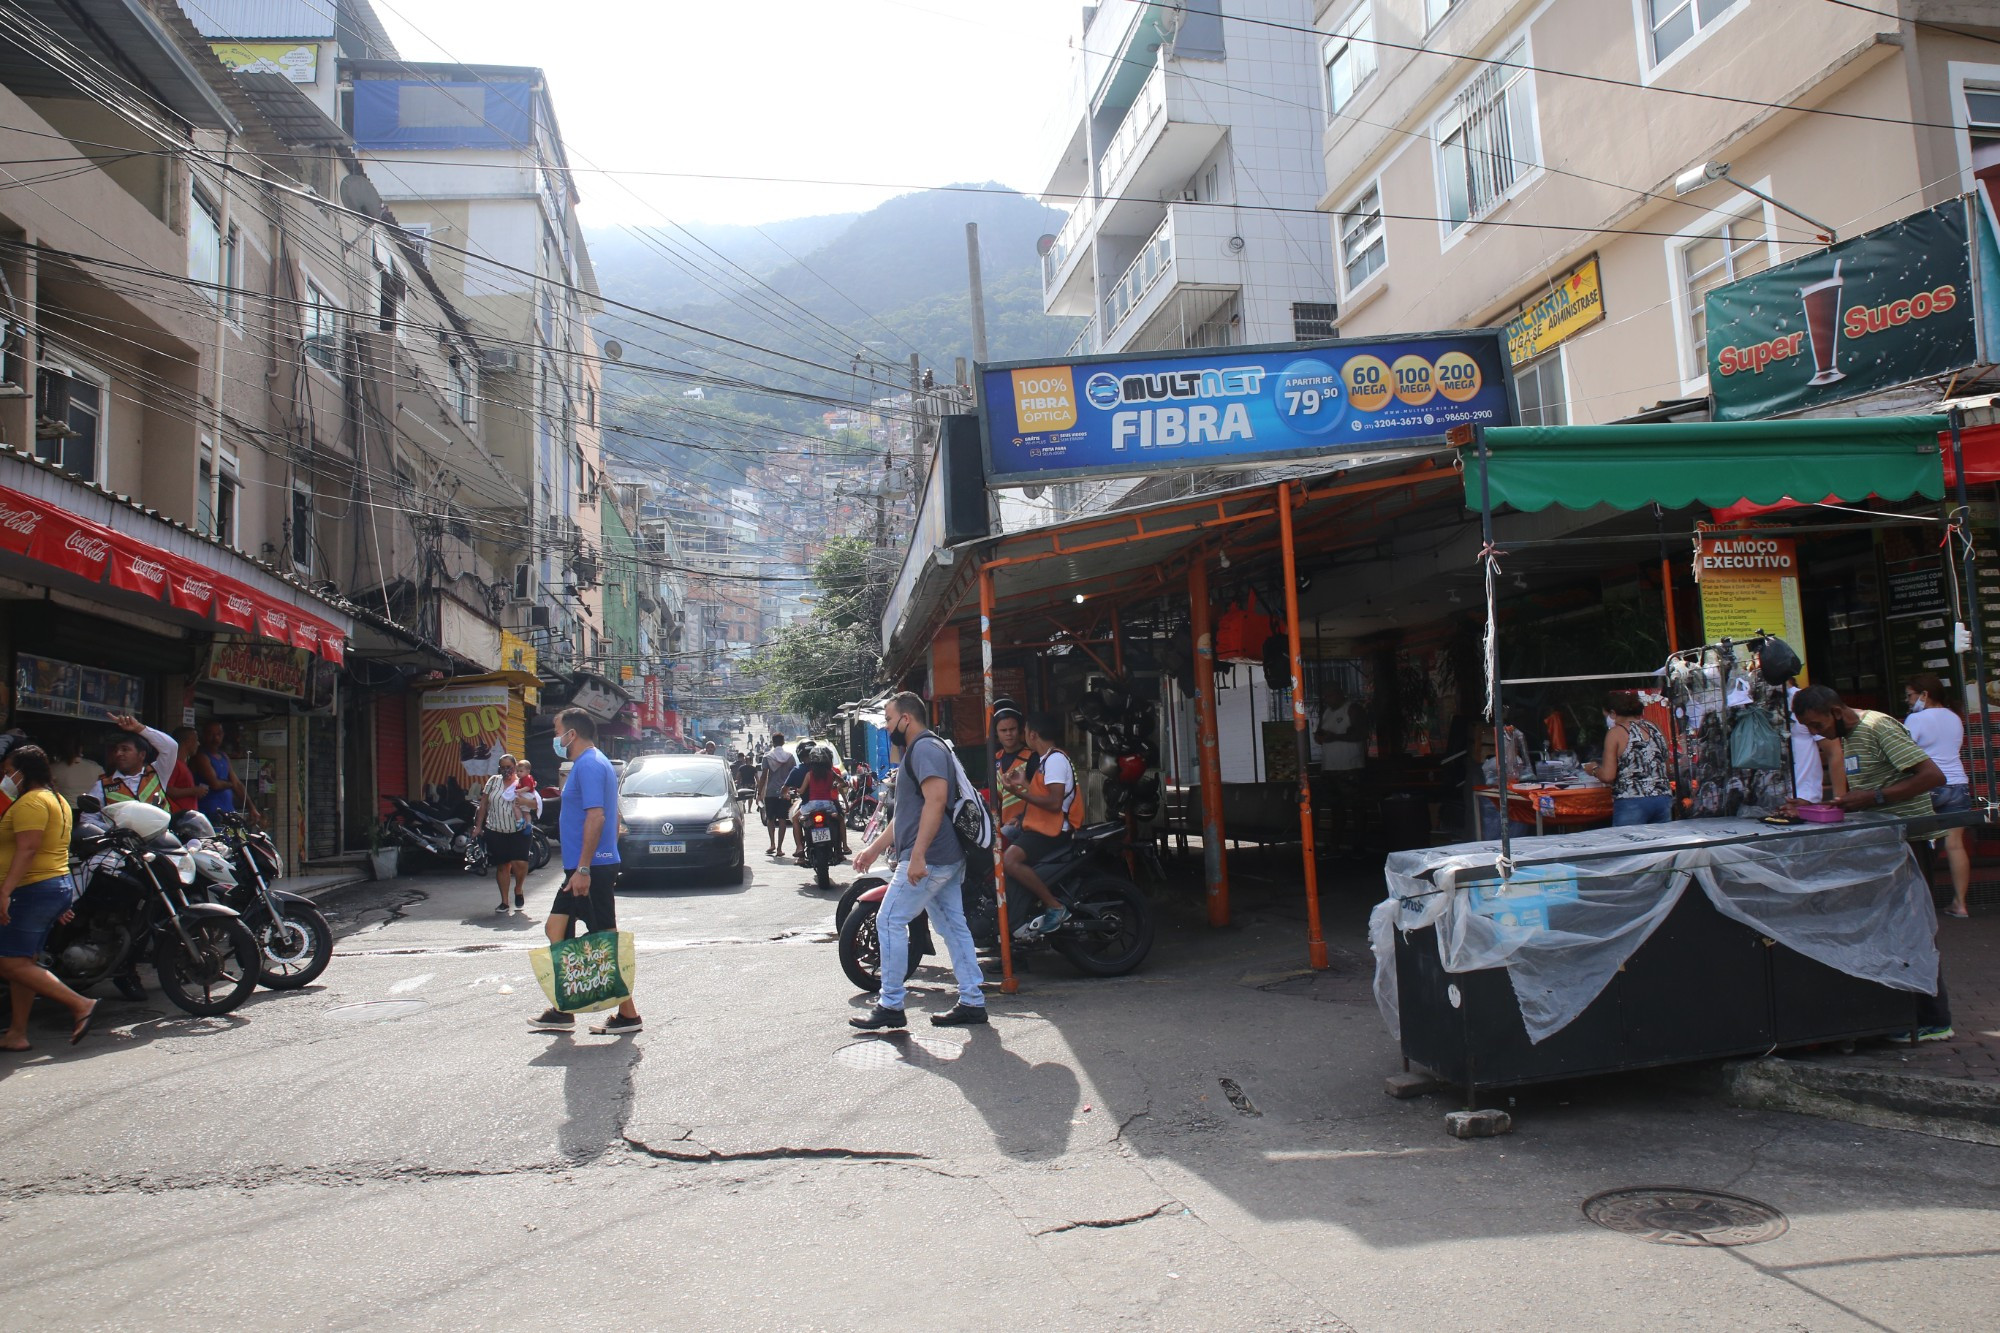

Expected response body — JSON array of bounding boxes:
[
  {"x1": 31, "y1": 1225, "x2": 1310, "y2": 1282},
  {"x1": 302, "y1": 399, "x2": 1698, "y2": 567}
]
[{"x1": 2, "y1": 852, "x2": 1997, "y2": 1331}]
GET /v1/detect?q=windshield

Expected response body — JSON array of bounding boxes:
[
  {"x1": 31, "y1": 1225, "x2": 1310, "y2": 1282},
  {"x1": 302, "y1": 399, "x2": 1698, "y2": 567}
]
[{"x1": 621, "y1": 762, "x2": 728, "y2": 799}]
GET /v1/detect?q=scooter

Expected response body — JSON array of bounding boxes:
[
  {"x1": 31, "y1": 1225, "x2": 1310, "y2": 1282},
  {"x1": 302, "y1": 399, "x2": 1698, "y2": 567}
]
[
  {"x1": 802, "y1": 806, "x2": 841, "y2": 890},
  {"x1": 379, "y1": 796, "x2": 481, "y2": 873},
  {"x1": 835, "y1": 822, "x2": 1155, "y2": 991}
]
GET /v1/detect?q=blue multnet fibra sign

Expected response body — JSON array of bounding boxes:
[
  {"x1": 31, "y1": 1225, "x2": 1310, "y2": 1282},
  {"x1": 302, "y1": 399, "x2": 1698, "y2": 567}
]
[{"x1": 978, "y1": 333, "x2": 1514, "y2": 487}]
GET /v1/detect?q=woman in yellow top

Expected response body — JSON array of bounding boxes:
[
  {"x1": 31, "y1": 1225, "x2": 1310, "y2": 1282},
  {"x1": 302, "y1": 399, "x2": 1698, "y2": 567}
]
[{"x1": 0, "y1": 745, "x2": 97, "y2": 1050}]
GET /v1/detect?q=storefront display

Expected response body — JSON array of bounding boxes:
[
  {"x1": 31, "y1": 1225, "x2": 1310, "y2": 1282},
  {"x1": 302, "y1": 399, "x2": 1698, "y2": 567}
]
[{"x1": 12, "y1": 654, "x2": 145, "y2": 722}]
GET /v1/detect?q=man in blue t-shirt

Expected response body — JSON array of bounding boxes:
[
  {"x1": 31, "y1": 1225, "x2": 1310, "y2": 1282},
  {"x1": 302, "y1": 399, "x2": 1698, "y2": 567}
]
[{"x1": 531, "y1": 707, "x2": 641, "y2": 1037}]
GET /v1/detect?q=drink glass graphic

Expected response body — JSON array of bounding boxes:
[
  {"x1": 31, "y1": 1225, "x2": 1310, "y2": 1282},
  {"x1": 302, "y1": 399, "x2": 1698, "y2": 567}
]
[{"x1": 1799, "y1": 260, "x2": 1845, "y2": 387}]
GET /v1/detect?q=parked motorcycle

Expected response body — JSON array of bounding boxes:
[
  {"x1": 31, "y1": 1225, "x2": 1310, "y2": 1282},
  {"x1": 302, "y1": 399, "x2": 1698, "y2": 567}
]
[
  {"x1": 836, "y1": 821, "x2": 1155, "y2": 991},
  {"x1": 46, "y1": 800, "x2": 261, "y2": 1016},
  {"x1": 379, "y1": 796, "x2": 481, "y2": 873},
  {"x1": 179, "y1": 810, "x2": 334, "y2": 990},
  {"x1": 845, "y1": 765, "x2": 880, "y2": 832}
]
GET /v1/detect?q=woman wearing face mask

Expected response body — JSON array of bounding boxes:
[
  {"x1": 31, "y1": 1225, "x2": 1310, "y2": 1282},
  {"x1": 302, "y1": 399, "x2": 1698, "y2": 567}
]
[
  {"x1": 0, "y1": 746, "x2": 96, "y2": 1050},
  {"x1": 475, "y1": 754, "x2": 532, "y2": 914},
  {"x1": 1904, "y1": 672, "x2": 1972, "y2": 918},
  {"x1": 1585, "y1": 690, "x2": 1674, "y2": 825}
]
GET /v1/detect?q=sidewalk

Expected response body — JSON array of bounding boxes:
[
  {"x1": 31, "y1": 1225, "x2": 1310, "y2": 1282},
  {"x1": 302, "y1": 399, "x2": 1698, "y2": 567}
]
[{"x1": 275, "y1": 865, "x2": 373, "y2": 900}]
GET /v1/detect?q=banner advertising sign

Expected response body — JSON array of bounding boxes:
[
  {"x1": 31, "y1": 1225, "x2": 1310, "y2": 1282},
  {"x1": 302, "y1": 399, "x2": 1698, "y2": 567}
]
[
  {"x1": 1706, "y1": 199, "x2": 1978, "y2": 421},
  {"x1": 209, "y1": 41, "x2": 318, "y2": 83},
  {"x1": 205, "y1": 638, "x2": 311, "y2": 699},
  {"x1": 1693, "y1": 531, "x2": 1808, "y2": 679},
  {"x1": 1504, "y1": 258, "x2": 1604, "y2": 366},
  {"x1": 418, "y1": 683, "x2": 510, "y2": 792},
  {"x1": 979, "y1": 333, "x2": 1513, "y2": 487},
  {"x1": 13, "y1": 654, "x2": 144, "y2": 722}
]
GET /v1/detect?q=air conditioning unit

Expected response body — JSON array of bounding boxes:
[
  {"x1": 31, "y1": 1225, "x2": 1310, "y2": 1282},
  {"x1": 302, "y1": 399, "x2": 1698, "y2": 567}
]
[
  {"x1": 528, "y1": 605, "x2": 551, "y2": 629},
  {"x1": 478, "y1": 348, "x2": 520, "y2": 373}
]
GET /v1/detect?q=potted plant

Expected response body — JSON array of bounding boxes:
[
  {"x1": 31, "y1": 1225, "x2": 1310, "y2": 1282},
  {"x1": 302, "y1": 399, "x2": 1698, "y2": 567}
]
[{"x1": 367, "y1": 821, "x2": 400, "y2": 881}]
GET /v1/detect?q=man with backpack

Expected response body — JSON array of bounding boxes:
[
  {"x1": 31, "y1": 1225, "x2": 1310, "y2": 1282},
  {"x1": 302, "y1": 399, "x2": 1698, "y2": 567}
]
[
  {"x1": 849, "y1": 692, "x2": 987, "y2": 1031},
  {"x1": 998, "y1": 711, "x2": 1079, "y2": 940}
]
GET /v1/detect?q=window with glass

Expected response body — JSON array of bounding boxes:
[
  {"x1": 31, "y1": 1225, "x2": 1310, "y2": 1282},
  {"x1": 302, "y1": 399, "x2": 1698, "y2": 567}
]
[
  {"x1": 1646, "y1": 0, "x2": 1737, "y2": 66},
  {"x1": 304, "y1": 280, "x2": 341, "y2": 373},
  {"x1": 1339, "y1": 183, "x2": 1386, "y2": 290},
  {"x1": 34, "y1": 366, "x2": 102, "y2": 482},
  {"x1": 1436, "y1": 43, "x2": 1538, "y2": 232},
  {"x1": 190, "y1": 186, "x2": 222, "y2": 295},
  {"x1": 1325, "y1": 5, "x2": 1376, "y2": 118},
  {"x1": 291, "y1": 483, "x2": 314, "y2": 570},
  {"x1": 451, "y1": 355, "x2": 475, "y2": 422},
  {"x1": 1966, "y1": 85, "x2": 2000, "y2": 223},
  {"x1": 1513, "y1": 352, "x2": 1568, "y2": 426},
  {"x1": 1679, "y1": 208, "x2": 1772, "y2": 375},
  {"x1": 1426, "y1": 0, "x2": 1460, "y2": 28}
]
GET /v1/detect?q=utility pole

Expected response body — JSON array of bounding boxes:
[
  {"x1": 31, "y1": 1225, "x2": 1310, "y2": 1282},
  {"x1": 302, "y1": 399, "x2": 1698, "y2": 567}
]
[{"x1": 966, "y1": 222, "x2": 990, "y2": 367}]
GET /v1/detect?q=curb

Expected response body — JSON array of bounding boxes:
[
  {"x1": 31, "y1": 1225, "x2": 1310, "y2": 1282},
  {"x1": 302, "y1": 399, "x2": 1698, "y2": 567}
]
[
  {"x1": 1713, "y1": 1056, "x2": 2000, "y2": 1146},
  {"x1": 279, "y1": 874, "x2": 373, "y2": 903}
]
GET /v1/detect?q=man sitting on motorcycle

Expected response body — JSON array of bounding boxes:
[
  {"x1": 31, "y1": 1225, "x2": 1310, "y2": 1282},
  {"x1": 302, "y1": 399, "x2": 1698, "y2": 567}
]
[
  {"x1": 1000, "y1": 711, "x2": 1083, "y2": 940},
  {"x1": 992, "y1": 708, "x2": 1030, "y2": 829},
  {"x1": 87, "y1": 714, "x2": 178, "y2": 810},
  {"x1": 789, "y1": 743, "x2": 848, "y2": 859}
]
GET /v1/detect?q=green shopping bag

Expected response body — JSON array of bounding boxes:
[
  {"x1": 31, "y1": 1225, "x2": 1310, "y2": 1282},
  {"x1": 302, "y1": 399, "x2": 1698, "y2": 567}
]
[{"x1": 531, "y1": 929, "x2": 637, "y2": 1013}]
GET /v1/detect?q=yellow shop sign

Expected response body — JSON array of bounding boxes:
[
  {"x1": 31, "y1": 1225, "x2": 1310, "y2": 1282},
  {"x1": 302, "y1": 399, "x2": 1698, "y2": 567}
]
[{"x1": 1504, "y1": 258, "x2": 1605, "y2": 367}]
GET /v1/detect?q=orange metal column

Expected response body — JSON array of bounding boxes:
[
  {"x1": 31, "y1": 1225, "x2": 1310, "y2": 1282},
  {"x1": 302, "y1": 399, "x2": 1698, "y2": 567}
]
[
  {"x1": 979, "y1": 564, "x2": 1018, "y2": 993},
  {"x1": 1188, "y1": 559, "x2": 1230, "y2": 925},
  {"x1": 1279, "y1": 483, "x2": 1329, "y2": 969}
]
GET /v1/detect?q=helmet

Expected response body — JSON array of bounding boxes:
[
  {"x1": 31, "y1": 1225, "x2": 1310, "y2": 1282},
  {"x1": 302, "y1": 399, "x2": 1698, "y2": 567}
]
[{"x1": 1117, "y1": 754, "x2": 1148, "y2": 783}]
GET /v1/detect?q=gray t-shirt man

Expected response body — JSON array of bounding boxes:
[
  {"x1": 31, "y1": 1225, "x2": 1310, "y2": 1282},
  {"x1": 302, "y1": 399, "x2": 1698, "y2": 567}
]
[
  {"x1": 760, "y1": 745, "x2": 795, "y2": 794},
  {"x1": 895, "y1": 732, "x2": 964, "y2": 866}
]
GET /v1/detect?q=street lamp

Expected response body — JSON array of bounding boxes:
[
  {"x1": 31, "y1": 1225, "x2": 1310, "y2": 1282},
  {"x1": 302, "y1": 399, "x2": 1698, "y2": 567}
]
[{"x1": 1673, "y1": 160, "x2": 1836, "y2": 244}]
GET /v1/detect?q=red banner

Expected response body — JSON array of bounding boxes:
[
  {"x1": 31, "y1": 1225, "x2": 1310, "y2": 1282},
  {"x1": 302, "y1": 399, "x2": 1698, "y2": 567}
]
[
  {"x1": 0, "y1": 488, "x2": 50, "y2": 556},
  {"x1": 167, "y1": 562, "x2": 217, "y2": 615},
  {"x1": 29, "y1": 509, "x2": 114, "y2": 580},
  {"x1": 291, "y1": 617, "x2": 321, "y2": 655},
  {"x1": 212, "y1": 578, "x2": 258, "y2": 630},
  {"x1": 104, "y1": 535, "x2": 173, "y2": 599},
  {"x1": 318, "y1": 626, "x2": 346, "y2": 664}
]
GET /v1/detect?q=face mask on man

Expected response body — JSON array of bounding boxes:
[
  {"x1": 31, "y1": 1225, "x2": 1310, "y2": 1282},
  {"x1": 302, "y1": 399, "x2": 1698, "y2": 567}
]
[
  {"x1": 553, "y1": 733, "x2": 570, "y2": 760},
  {"x1": 1907, "y1": 697, "x2": 1926, "y2": 714}
]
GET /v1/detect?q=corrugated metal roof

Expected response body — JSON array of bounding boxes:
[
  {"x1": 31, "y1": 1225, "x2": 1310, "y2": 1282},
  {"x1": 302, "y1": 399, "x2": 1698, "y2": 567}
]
[
  {"x1": 178, "y1": 0, "x2": 334, "y2": 39},
  {"x1": 234, "y1": 70, "x2": 346, "y2": 142},
  {"x1": 0, "y1": 0, "x2": 238, "y2": 130}
]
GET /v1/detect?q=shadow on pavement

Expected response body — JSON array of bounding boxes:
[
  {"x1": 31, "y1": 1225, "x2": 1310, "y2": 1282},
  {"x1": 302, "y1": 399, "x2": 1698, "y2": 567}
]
[{"x1": 528, "y1": 1035, "x2": 643, "y2": 1162}]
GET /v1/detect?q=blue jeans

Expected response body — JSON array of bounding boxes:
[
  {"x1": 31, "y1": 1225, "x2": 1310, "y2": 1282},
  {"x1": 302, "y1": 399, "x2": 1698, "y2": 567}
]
[
  {"x1": 1478, "y1": 798, "x2": 1532, "y2": 841},
  {"x1": 0, "y1": 874, "x2": 76, "y2": 958},
  {"x1": 1612, "y1": 794, "x2": 1674, "y2": 826},
  {"x1": 876, "y1": 858, "x2": 984, "y2": 1012}
]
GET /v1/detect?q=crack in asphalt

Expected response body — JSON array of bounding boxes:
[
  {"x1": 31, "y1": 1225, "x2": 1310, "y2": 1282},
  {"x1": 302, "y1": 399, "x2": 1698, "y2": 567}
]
[
  {"x1": 621, "y1": 1131, "x2": 929, "y2": 1164},
  {"x1": 1032, "y1": 1202, "x2": 1176, "y2": 1236}
]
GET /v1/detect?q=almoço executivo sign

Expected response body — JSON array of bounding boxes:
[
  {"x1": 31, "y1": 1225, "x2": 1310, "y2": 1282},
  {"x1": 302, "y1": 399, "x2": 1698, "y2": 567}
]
[
  {"x1": 978, "y1": 332, "x2": 1514, "y2": 487},
  {"x1": 1705, "y1": 198, "x2": 1979, "y2": 421}
]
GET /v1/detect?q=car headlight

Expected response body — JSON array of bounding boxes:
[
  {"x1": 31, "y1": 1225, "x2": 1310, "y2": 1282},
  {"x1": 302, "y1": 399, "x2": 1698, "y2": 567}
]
[{"x1": 706, "y1": 816, "x2": 738, "y2": 835}]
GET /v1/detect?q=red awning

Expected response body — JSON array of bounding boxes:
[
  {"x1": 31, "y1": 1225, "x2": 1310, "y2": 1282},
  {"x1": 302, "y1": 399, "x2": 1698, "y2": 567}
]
[
  {"x1": 1943, "y1": 421, "x2": 2000, "y2": 486},
  {"x1": 0, "y1": 481, "x2": 347, "y2": 663}
]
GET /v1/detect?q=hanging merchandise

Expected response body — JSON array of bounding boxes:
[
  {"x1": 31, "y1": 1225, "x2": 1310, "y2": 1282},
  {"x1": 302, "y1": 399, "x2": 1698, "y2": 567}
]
[
  {"x1": 1215, "y1": 598, "x2": 1274, "y2": 665},
  {"x1": 1728, "y1": 707, "x2": 1787, "y2": 771},
  {"x1": 1214, "y1": 602, "x2": 1251, "y2": 662},
  {"x1": 1261, "y1": 633, "x2": 1292, "y2": 691}
]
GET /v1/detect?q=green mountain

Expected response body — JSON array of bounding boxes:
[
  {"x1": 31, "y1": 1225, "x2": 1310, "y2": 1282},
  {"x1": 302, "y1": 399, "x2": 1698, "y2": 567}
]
[{"x1": 588, "y1": 185, "x2": 1084, "y2": 482}]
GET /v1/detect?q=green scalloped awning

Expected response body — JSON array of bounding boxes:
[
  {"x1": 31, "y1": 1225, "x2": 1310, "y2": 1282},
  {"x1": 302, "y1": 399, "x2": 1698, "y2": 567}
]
[{"x1": 1465, "y1": 416, "x2": 1948, "y2": 513}]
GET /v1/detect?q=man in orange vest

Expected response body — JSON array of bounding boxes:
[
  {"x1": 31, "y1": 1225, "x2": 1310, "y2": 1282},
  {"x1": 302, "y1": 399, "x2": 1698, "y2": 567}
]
[{"x1": 998, "y1": 710, "x2": 1079, "y2": 940}]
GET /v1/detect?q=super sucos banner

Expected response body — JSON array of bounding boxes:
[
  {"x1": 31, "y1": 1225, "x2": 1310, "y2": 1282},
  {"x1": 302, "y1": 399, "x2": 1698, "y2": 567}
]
[
  {"x1": 1706, "y1": 199, "x2": 1979, "y2": 422},
  {"x1": 979, "y1": 334, "x2": 1514, "y2": 486}
]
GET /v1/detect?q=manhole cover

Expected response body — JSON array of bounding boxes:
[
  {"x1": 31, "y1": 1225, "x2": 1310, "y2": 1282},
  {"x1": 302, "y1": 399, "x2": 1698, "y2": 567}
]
[
  {"x1": 325, "y1": 999, "x2": 429, "y2": 1022},
  {"x1": 1582, "y1": 1187, "x2": 1789, "y2": 1247},
  {"x1": 834, "y1": 1034, "x2": 963, "y2": 1069}
]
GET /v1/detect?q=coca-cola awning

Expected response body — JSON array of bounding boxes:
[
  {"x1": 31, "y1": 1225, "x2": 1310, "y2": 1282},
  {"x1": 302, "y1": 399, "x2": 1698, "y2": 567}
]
[{"x1": 0, "y1": 479, "x2": 347, "y2": 663}]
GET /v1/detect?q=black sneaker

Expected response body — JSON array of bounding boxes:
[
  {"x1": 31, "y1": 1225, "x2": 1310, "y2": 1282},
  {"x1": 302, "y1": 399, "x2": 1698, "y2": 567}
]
[
  {"x1": 849, "y1": 1004, "x2": 907, "y2": 1031},
  {"x1": 930, "y1": 1003, "x2": 989, "y2": 1027},
  {"x1": 529, "y1": 1008, "x2": 574, "y2": 1032},
  {"x1": 591, "y1": 1014, "x2": 643, "y2": 1036}
]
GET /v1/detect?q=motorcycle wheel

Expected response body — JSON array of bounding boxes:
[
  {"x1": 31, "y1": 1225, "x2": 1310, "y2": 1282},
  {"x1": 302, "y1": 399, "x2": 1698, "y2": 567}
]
[
  {"x1": 252, "y1": 902, "x2": 334, "y2": 990},
  {"x1": 815, "y1": 856, "x2": 833, "y2": 891},
  {"x1": 154, "y1": 917, "x2": 262, "y2": 1016},
  {"x1": 837, "y1": 899, "x2": 883, "y2": 992},
  {"x1": 834, "y1": 876, "x2": 886, "y2": 931},
  {"x1": 528, "y1": 830, "x2": 551, "y2": 871},
  {"x1": 1050, "y1": 877, "x2": 1155, "y2": 978}
]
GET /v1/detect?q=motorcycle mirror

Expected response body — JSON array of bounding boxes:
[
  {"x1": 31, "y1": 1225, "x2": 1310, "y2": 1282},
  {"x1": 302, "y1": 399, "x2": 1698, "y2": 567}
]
[{"x1": 76, "y1": 795, "x2": 102, "y2": 814}]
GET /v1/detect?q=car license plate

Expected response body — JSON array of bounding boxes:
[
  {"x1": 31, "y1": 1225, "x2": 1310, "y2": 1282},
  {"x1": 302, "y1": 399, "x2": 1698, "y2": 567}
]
[
  {"x1": 811, "y1": 829, "x2": 832, "y2": 843},
  {"x1": 650, "y1": 842, "x2": 686, "y2": 855}
]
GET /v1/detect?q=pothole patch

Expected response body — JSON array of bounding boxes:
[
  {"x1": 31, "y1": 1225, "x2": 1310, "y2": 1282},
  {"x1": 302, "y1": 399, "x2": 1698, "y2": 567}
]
[
  {"x1": 834, "y1": 1034, "x2": 964, "y2": 1069},
  {"x1": 325, "y1": 999, "x2": 430, "y2": 1022},
  {"x1": 1582, "y1": 1187, "x2": 1789, "y2": 1247}
]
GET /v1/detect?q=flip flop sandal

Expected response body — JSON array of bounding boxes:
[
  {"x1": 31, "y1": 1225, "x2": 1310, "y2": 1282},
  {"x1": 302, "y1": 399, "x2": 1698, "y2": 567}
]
[{"x1": 71, "y1": 1001, "x2": 97, "y2": 1045}]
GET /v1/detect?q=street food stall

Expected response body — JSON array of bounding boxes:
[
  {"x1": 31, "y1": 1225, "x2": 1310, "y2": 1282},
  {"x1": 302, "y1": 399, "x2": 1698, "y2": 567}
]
[{"x1": 1369, "y1": 412, "x2": 1980, "y2": 1096}]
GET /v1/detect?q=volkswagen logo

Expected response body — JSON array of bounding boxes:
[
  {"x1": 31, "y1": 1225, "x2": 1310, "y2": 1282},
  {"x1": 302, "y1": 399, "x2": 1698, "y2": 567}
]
[{"x1": 658, "y1": 822, "x2": 675, "y2": 836}]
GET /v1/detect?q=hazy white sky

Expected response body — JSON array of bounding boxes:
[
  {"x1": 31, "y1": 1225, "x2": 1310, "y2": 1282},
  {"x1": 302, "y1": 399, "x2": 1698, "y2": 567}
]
[{"x1": 373, "y1": 0, "x2": 1087, "y2": 227}]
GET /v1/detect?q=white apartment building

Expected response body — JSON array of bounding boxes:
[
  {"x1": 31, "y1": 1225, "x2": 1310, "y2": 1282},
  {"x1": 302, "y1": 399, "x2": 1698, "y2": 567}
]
[
  {"x1": 1041, "y1": 0, "x2": 1341, "y2": 358},
  {"x1": 344, "y1": 57, "x2": 607, "y2": 670},
  {"x1": 1316, "y1": 0, "x2": 2000, "y2": 425}
]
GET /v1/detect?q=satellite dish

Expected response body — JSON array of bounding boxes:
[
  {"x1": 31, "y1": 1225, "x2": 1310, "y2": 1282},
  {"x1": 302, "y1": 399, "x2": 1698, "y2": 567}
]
[
  {"x1": 603, "y1": 339, "x2": 623, "y2": 362},
  {"x1": 338, "y1": 173, "x2": 383, "y2": 217},
  {"x1": 1036, "y1": 233, "x2": 1058, "y2": 257},
  {"x1": 1023, "y1": 484, "x2": 1045, "y2": 500}
]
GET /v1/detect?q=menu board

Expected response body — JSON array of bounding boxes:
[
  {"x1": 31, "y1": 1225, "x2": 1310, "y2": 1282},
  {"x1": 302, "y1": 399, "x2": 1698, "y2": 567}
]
[{"x1": 13, "y1": 653, "x2": 145, "y2": 721}]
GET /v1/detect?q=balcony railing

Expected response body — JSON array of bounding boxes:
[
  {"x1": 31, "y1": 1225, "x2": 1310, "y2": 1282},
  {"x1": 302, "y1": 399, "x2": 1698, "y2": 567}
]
[
  {"x1": 1102, "y1": 213, "x2": 1175, "y2": 335},
  {"x1": 1066, "y1": 318, "x2": 1097, "y2": 357},
  {"x1": 1042, "y1": 196, "x2": 1095, "y2": 292},
  {"x1": 1096, "y1": 63, "x2": 1165, "y2": 194}
]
